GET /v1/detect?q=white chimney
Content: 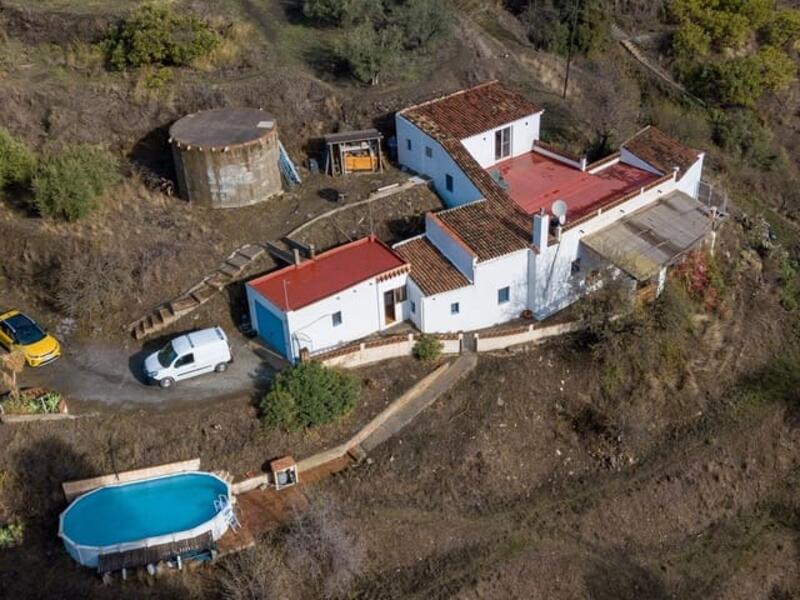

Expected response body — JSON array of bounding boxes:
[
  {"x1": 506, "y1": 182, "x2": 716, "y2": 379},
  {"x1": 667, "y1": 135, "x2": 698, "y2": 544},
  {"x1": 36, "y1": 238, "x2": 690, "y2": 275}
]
[{"x1": 532, "y1": 209, "x2": 549, "y2": 250}]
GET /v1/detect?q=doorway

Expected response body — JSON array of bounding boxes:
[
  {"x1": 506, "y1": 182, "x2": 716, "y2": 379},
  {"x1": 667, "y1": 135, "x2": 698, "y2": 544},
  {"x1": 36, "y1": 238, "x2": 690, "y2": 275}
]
[{"x1": 384, "y1": 290, "x2": 396, "y2": 325}]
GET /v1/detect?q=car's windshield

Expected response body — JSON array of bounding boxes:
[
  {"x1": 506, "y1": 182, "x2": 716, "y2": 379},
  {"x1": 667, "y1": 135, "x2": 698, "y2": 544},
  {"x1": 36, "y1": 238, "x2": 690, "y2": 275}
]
[
  {"x1": 157, "y1": 342, "x2": 177, "y2": 368},
  {"x1": 7, "y1": 314, "x2": 46, "y2": 345}
]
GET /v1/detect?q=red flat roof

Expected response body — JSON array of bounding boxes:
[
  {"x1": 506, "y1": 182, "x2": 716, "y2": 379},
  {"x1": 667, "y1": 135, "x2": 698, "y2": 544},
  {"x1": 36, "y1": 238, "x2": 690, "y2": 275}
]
[
  {"x1": 494, "y1": 152, "x2": 659, "y2": 219},
  {"x1": 248, "y1": 236, "x2": 408, "y2": 312}
]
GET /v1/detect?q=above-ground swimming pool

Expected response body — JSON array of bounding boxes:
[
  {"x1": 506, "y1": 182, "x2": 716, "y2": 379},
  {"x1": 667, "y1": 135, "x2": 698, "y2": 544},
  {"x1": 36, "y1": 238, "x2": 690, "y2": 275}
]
[{"x1": 59, "y1": 472, "x2": 231, "y2": 568}]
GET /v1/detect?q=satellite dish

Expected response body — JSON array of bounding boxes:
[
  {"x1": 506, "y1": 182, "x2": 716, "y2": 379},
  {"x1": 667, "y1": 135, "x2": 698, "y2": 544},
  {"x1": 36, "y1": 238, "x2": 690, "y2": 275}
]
[{"x1": 551, "y1": 200, "x2": 568, "y2": 225}]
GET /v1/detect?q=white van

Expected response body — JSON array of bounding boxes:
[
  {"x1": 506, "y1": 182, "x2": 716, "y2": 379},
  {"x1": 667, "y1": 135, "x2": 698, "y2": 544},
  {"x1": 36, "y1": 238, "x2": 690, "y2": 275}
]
[{"x1": 144, "y1": 327, "x2": 232, "y2": 388}]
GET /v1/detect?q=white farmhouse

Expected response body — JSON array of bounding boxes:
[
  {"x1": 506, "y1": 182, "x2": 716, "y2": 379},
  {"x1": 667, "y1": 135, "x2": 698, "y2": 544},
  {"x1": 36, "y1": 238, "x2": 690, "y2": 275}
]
[{"x1": 247, "y1": 81, "x2": 717, "y2": 359}]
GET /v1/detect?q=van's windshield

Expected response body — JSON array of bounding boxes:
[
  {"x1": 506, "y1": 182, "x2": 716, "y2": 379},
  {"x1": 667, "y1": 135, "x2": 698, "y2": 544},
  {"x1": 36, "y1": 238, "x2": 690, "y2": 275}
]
[{"x1": 157, "y1": 342, "x2": 177, "y2": 368}]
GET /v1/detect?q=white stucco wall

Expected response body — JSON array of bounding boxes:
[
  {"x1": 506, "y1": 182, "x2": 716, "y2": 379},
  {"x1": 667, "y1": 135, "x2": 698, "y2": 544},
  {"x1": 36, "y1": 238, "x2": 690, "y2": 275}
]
[
  {"x1": 417, "y1": 250, "x2": 529, "y2": 333},
  {"x1": 529, "y1": 174, "x2": 678, "y2": 318},
  {"x1": 280, "y1": 272, "x2": 408, "y2": 360},
  {"x1": 424, "y1": 215, "x2": 476, "y2": 281},
  {"x1": 396, "y1": 115, "x2": 482, "y2": 208},
  {"x1": 676, "y1": 154, "x2": 704, "y2": 199},
  {"x1": 620, "y1": 148, "x2": 663, "y2": 175},
  {"x1": 460, "y1": 112, "x2": 542, "y2": 169}
]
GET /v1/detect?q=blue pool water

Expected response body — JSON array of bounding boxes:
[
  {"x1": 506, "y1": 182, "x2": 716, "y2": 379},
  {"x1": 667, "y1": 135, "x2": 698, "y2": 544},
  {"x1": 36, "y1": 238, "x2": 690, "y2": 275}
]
[{"x1": 61, "y1": 473, "x2": 228, "y2": 547}]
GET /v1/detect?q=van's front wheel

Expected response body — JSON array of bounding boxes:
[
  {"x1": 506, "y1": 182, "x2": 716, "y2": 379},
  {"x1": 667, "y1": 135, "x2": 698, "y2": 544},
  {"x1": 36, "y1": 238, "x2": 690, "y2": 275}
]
[
  {"x1": 159, "y1": 377, "x2": 175, "y2": 389},
  {"x1": 214, "y1": 363, "x2": 228, "y2": 373}
]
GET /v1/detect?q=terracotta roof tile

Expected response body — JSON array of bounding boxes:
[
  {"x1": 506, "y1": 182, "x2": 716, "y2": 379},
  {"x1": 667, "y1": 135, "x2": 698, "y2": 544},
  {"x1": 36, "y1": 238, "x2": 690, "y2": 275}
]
[
  {"x1": 394, "y1": 237, "x2": 470, "y2": 296},
  {"x1": 401, "y1": 81, "x2": 537, "y2": 261},
  {"x1": 400, "y1": 81, "x2": 541, "y2": 141},
  {"x1": 623, "y1": 126, "x2": 700, "y2": 175}
]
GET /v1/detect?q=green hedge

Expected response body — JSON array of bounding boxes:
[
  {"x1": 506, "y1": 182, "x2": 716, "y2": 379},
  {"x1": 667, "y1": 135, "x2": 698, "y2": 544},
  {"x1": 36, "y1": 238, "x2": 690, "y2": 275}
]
[{"x1": 260, "y1": 362, "x2": 360, "y2": 430}]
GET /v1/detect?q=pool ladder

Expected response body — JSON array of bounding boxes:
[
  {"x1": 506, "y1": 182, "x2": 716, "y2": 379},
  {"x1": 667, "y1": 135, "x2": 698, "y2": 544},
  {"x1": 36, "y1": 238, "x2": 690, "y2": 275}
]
[{"x1": 214, "y1": 495, "x2": 241, "y2": 531}]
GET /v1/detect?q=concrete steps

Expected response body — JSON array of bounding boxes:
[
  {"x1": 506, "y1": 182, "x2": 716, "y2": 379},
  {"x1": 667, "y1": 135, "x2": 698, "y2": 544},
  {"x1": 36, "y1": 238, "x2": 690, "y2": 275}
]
[{"x1": 126, "y1": 243, "x2": 268, "y2": 340}]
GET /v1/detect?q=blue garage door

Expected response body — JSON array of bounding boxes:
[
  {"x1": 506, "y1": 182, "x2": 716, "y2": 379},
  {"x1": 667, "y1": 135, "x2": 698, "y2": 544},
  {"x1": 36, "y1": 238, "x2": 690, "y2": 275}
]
[{"x1": 254, "y1": 301, "x2": 288, "y2": 358}]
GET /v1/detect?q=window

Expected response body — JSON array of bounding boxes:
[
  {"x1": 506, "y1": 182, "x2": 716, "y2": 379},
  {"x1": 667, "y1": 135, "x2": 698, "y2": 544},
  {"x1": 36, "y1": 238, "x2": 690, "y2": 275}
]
[
  {"x1": 174, "y1": 353, "x2": 194, "y2": 368},
  {"x1": 445, "y1": 174, "x2": 453, "y2": 192},
  {"x1": 393, "y1": 286, "x2": 407, "y2": 302},
  {"x1": 332, "y1": 311, "x2": 342, "y2": 327},
  {"x1": 571, "y1": 258, "x2": 582, "y2": 275},
  {"x1": 411, "y1": 301, "x2": 416, "y2": 314},
  {"x1": 450, "y1": 302, "x2": 460, "y2": 315},
  {"x1": 425, "y1": 146, "x2": 433, "y2": 158},
  {"x1": 498, "y1": 286, "x2": 510, "y2": 304},
  {"x1": 494, "y1": 126, "x2": 512, "y2": 161},
  {"x1": 406, "y1": 139, "x2": 412, "y2": 151}
]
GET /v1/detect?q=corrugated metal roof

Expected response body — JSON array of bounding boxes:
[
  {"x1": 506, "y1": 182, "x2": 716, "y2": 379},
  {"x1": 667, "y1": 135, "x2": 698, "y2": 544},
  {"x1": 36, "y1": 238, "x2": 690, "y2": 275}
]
[{"x1": 582, "y1": 191, "x2": 712, "y2": 281}]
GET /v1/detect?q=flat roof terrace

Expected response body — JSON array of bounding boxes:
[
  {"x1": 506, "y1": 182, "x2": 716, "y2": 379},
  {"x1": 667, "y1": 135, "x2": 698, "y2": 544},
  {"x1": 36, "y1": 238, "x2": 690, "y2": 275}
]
[{"x1": 492, "y1": 152, "x2": 659, "y2": 219}]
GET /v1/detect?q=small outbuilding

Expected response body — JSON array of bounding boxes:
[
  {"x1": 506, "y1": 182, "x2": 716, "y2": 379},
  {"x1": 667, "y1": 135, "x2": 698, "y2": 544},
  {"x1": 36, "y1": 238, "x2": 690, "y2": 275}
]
[
  {"x1": 323, "y1": 129, "x2": 384, "y2": 176},
  {"x1": 246, "y1": 236, "x2": 410, "y2": 361},
  {"x1": 170, "y1": 108, "x2": 283, "y2": 209}
]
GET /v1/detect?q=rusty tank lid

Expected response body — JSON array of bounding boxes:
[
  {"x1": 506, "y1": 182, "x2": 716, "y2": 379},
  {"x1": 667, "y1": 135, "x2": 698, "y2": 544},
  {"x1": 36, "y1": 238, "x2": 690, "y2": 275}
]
[{"x1": 169, "y1": 108, "x2": 277, "y2": 151}]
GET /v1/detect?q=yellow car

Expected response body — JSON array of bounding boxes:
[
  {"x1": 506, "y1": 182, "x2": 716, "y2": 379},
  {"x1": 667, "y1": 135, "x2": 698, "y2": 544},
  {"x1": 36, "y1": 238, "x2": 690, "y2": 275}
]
[{"x1": 0, "y1": 310, "x2": 61, "y2": 367}]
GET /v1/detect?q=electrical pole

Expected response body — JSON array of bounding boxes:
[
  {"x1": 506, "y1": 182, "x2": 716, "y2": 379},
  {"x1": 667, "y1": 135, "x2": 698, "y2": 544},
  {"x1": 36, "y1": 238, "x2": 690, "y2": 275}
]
[{"x1": 562, "y1": 0, "x2": 581, "y2": 100}]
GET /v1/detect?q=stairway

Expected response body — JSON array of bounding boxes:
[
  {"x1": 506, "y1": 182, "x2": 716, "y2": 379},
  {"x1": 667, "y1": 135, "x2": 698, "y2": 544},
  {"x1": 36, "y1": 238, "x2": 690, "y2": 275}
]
[{"x1": 127, "y1": 243, "x2": 268, "y2": 340}]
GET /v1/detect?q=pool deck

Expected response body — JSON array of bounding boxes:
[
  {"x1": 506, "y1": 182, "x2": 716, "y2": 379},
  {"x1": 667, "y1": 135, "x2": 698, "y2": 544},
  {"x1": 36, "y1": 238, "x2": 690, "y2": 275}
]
[{"x1": 216, "y1": 485, "x2": 311, "y2": 557}]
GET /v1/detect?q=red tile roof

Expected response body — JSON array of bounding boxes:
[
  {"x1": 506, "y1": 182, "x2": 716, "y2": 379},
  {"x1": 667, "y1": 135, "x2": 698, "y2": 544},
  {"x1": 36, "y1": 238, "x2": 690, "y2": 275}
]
[
  {"x1": 399, "y1": 81, "x2": 542, "y2": 141},
  {"x1": 623, "y1": 126, "x2": 701, "y2": 175},
  {"x1": 248, "y1": 236, "x2": 408, "y2": 311},
  {"x1": 394, "y1": 236, "x2": 470, "y2": 296},
  {"x1": 495, "y1": 152, "x2": 659, "y2": 219}
]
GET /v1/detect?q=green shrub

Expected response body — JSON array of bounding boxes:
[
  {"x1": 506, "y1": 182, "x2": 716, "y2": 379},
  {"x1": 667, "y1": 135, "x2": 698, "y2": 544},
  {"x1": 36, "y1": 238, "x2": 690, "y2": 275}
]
[
  {"x1": 699, "y1": 47, "x2": 797, "y2": 107},
  {"x1": 302, "y1": 0, "x2": 383, "y2": 26},
  {"x1": 413, "y1": 335, "x2": 443, "y2": 363},
  {"x1": 709, "y1": 109, "x2": 776, "y2": 169},
  {"x1": 0, "y1": 522, "x2": 23, "y2": 549},
  {"x1": 762, "y1": 9, "x2": 800, "y2": 48},
  {"x1": 672, "y1": 21, "x2": 710, "y2": 59},
  {"x1": 0, "y1": 128, "x2": 35, "y2": 191},
  {"x1": 260, "y1": 362, "x2": 359, "y2": 430},
  {"x1": 105, "y1": 3, "x2": 219, "y2": 70},
  {"x1": 334, "y1": 24, "x2": 402, "y2": 85},
  {"x1": 31, "y1": 145, "x2": 120, "y2": 221}
]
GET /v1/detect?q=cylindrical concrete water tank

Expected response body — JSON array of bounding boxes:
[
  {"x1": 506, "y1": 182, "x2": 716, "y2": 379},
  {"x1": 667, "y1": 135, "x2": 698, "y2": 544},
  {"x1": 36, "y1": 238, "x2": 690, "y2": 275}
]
[{"x1": 169, "y1": 108, "x2": 283, "y2": 209}]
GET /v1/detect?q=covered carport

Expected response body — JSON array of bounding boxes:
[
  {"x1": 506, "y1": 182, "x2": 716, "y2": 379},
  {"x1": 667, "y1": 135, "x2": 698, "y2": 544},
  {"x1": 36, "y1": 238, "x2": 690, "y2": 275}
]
[{"x1": 581, "y1": 191, "x2": 716, "y2": 295}]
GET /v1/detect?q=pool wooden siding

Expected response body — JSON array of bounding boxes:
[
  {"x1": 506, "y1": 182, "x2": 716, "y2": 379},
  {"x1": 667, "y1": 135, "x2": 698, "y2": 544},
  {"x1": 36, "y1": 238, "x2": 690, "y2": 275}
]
[
  {"x1": 97, "y1": 531, "x2": 213, "y2": 573},
  {"x1": 62, "y1": 459, "x2": 202, "y2": 501}
]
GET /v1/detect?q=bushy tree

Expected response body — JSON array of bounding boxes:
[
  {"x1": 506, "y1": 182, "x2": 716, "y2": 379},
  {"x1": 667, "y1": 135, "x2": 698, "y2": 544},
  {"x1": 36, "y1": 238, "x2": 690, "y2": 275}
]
[
  {"x1": 672, "y1": 21, "x2": 710, "y2": 59},
  {"x1": 260, "y1": 362, "x2": 359, "y2": 430},
  {"x1": 392, "y1": 0, "x2": 453, "y2": 50},
  {"x1": 335, "y1": 24, "x2": 402, "y2": 85},
  {"x1": 670, "y1": 0, "x2": 772, "y2": 48},
  {"x1": 711, "y1": 47, "x2": 797, "y2": 107},
  {"x1": 709, "y1": 109, "x2": 776, "y2": 168},
  {"x1": 762, "y1": 9, "x2": 800, "y2": 48},
  {"x1": 0, "y1": 129, "x2": 35, "y2": 191},
  {"x1": 31, "y1": 145, "x2": 120, "y2": 221},
  {"x1": 526, "y1": 0, "x2": 608, "y2": 56},
  {"x1": 105, "y1": 3, "x2": 219, "y2": 70}
]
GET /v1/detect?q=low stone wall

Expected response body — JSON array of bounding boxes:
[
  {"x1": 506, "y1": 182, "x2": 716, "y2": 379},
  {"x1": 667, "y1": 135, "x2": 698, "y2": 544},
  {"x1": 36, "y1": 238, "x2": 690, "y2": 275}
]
[
  {"x1": 475, "y1": 320, "x2": 583, "y2": 352},
  {"x1": 315, "y1": 333, "x2": 462, "y2": 368}
]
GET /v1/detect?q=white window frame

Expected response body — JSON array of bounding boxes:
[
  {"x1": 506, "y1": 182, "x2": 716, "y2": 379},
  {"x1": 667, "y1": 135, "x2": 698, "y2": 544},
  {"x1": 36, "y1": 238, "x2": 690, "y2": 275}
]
[
  {"x1": 498, "y1": 286, "x2": 510, "y2": 304},
  {"x1": 332, "y1": 311, "x2": 342, "y2": 327},
  {"x1": 495, "y1": 126, "x2": 512, "y2": 161}
]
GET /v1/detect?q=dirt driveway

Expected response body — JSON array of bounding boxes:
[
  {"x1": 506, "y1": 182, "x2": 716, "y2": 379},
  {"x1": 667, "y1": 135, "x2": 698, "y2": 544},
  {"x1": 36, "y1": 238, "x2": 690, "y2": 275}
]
[{"x1": 16, "y1": 331, "x2": 282, "y2": 409}]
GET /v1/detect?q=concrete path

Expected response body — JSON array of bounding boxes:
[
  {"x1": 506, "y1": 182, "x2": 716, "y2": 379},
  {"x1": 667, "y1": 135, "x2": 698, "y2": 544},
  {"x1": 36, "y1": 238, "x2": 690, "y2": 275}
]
[{"x1": 359, "y1": 352, "x2": 478, "y2": 452}]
